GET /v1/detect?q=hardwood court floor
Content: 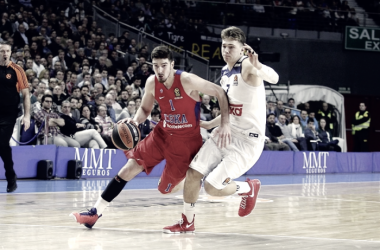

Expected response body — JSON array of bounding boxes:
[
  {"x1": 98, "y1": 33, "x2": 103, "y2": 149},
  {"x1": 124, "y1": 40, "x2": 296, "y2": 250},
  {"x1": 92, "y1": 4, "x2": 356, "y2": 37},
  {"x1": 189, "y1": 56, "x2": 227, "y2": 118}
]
[{"x1": 0, "y1": 174, "x2": 380, "y2": 250}]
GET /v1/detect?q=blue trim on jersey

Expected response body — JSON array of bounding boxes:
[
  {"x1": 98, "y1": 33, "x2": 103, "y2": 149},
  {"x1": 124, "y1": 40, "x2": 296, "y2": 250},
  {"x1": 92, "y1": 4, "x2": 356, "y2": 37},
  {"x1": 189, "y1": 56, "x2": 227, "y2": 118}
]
[
  {"x1": 175, "y1": 70, "x2": 183, "y2": 75},
  {"x1": 194, "y1": 102, "x2": 201, "y2": 125},
  {"x1": 221, "y1": 56, "x2": 248, "y2": 78}
]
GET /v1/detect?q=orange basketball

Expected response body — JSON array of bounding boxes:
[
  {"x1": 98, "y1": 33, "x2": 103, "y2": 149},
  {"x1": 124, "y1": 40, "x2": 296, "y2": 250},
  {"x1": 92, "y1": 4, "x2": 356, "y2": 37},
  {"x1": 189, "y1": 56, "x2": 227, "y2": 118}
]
[{"x1": 111, "y1": 122, "x2": 141, "y2": 150}]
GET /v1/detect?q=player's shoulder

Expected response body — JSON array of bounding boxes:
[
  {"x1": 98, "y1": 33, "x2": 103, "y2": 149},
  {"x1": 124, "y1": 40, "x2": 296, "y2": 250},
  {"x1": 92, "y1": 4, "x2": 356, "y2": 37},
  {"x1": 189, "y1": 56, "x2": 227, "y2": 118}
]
[
  {"x1": 145, "y1": 75, "x2": 156, "y2": 87},
  {"x1": 9, "y1": 62, "x2": 24, "y2": 72}
]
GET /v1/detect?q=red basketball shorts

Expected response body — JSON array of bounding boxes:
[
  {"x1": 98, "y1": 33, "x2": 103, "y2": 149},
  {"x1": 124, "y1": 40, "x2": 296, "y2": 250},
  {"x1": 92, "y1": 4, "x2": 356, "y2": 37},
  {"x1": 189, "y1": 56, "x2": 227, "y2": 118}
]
[{"x1": 125, "y1": 125, "x2": 203, "y2": 193}]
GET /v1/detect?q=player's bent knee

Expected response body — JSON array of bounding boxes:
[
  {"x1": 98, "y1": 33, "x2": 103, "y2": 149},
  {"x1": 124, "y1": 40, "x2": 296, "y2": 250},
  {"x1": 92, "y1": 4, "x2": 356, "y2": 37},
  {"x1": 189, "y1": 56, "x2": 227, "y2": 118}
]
[
  {"x1": 118, "y1": 159, "x2": 144, "y2": 181},
  {"x1": 204, "y1": 181, "x2": 220, "y2": 196}
]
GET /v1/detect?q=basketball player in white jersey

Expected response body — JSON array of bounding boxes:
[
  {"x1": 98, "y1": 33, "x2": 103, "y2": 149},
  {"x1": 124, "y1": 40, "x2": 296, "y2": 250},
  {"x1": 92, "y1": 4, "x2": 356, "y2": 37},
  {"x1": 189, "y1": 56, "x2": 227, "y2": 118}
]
[{"x1": 163, "y1": 26, "x2": 279, "y2": 233}]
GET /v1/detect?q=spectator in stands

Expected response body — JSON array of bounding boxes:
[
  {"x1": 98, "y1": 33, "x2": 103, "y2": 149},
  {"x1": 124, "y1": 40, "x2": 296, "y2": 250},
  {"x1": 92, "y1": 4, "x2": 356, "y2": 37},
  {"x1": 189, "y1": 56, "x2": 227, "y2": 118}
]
[
  {"x1": 80, "y1": 105, "x2": 102, "y2": 135},
  {"x1": 76, "y1": 64, "x2": 90, "y2": 84},
  {"x1": 38, "y1": 68, "x2": 50, "y2": 86},
  {"x1": 78, "y1": 72, "x2": 92, "y2": 88},
  {"x1": 287, "y1": 98, "x2": 300, "y2": 117},
  {"x1": 308, "y1": 111, "x2": 319, "y2": 129},
  {"x1": 106, "y1": 89, "x2": 123, "y2": 111},
  {"x1": 101, "y1": 70, "x2": 109, "y2": 90},
  {"x1": 52, "y1": 85, "x2": 64, "y2": 107},
  {"x1": 200, "y1": 94, "x2": 213, "y2": 121},
  {"x1": 13, "y1": 24, "x2": 29, "y2": 49},
  {"x1": 304, "y1": 118, "x2": 319, "y2": 151},
  {"x1": 34, "y1": 94, "x2": 76, "y2": 146},
  {"x1": 275, "y1": 100, "x2": 285, "y2": 118},
  {"x1": 59, "y1": 100, "x2": 107, "y2": 149},
  {"x1": 125, "y1": 66, "x2": 135, "y2": 85},
  {"x1": 131, "y1": 76, "x2": 144, "y2": 97},
  {"x1": 66, "y1": 73, "x2": 77, "y2": 95},
  {"x1": 95, "y1": 104, "x2": 115, "y2": 148},
  {"x1": 117, "y1": 99, "x2": 136, "y2": 122},
  {"x1": 52, "y1": 50, "x2": 67, "y2": 72},
  {"x1": 265, "y1": 114, "x2": 290, "y2": 151},
  {"x1": 299, "y1": 110, "x2": 308, "y2": 131},
  {"x1": 80, "y1": 85, "x2": 92, "y2": 105},
  {"x1": 288, "y1": 115, "x2": 307, "y2": 151},
  {"x1": 103, "y1": 93, "x2": 117, "y2": 122},
  {"x1": 69, "y1": 97, "x2": 81, "y2": 121},
  {"x1": 266, "y1": 101, "x2": 276, "y2": 116},
  {"x1": 32, "y1": 54, "x2": 44, "y2": 77},
  {"x1": 317, "y1": 102, "x2": 337, "y2": 136},
  {"x1": 88, "y1": 94, "x2": 105, "y2": 118},
  {"x1": 318, "y1": 118, "x2": 341, "y2": 152},
  {"x1": 118, "y1": 90, "x2": 130, "y2": 109},
  {"x1": 276, "y1": 114, "x2": 300, "y2": 151}
]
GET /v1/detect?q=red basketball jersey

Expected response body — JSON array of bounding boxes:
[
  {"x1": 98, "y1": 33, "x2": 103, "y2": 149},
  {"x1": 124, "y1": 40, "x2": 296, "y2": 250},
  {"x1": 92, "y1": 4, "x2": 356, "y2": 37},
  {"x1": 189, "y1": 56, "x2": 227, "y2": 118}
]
[{"x1": 155, "y1": 70, "x2": 201, "y2": 136}]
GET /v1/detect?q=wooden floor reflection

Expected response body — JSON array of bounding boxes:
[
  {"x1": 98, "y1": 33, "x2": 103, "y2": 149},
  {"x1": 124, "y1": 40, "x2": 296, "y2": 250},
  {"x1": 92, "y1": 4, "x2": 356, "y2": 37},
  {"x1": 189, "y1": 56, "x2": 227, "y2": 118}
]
[{"x1": 1, "y1": 177, "x2": 380, "y2": 250}]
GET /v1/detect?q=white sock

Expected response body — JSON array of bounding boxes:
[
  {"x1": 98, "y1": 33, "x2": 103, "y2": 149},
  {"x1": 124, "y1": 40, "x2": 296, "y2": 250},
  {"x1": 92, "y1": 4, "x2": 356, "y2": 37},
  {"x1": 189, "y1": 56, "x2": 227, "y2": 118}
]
[
  {"x1": 94, "y1": 197, "x2": 110, "y2": 215},
  {"x1": 183, "y1": 202, "x2": 195, "y2": 222},
  {"x1": 235, "y1": 181, "x2": 251, "y2": 195}
]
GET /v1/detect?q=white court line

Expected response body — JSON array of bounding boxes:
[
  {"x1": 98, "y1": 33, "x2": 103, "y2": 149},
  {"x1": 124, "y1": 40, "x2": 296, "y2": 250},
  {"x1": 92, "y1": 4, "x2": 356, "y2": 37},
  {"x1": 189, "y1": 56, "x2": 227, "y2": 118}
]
[
  {"x1": 264, "y1": 193, "x2": 380, "y2": 204},
  {"x1": 1, "y1": 223, "x2": 379, "y2": 243},
  {"x1": 0, "y1": 180, "x2": 378, "y2": 196}
]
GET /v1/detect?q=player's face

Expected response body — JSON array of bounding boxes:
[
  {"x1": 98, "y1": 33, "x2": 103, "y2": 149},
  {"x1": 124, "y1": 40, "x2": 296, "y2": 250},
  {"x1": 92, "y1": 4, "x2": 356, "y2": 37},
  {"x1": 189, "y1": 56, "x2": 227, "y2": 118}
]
[
  {"x1": 0, "y1": 45, "x2": 11, "y2": 65},
  {"x1": 222, "y1": 39, "x2": 243, "y2": 64},
  {"x1": 152, "y1": 58, "x2": 174, "y2": 83}
]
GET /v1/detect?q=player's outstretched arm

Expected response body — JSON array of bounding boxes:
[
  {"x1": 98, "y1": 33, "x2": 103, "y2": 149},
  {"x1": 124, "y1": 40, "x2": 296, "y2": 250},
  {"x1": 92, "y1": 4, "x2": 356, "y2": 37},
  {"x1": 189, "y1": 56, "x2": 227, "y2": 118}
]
[
  {"x1": 201, "y1": 115, "x2": 221, "y2": 130},
  {"x1": 242, "y1": 43, "x2": 279, "y2": 86},
  {"x1": 182, "y1": 73, "x2": 231, "y2": 148}
]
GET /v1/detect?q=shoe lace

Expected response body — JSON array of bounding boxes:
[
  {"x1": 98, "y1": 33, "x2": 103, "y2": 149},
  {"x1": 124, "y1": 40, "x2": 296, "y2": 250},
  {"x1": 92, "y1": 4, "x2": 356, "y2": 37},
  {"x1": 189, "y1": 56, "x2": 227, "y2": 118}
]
[
  {"x1": 240, "y1": 196, "x2": 247, "y2": 209},
  {"x1": 173, "y1": 218, "x2": 184, "y2": 226}
]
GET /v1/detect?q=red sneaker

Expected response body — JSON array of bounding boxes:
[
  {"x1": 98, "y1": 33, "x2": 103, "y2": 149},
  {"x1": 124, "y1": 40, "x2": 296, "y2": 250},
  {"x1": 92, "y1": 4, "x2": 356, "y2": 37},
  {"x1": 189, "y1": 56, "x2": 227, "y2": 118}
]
[
  {"x1": 69, "y1": 208, "x2": 102, "y2": 229},
  {"x1": 163, "y1": 213, "x2": 195, "y2": 234},
  {"x1": 238, "y1": 178, "x2": 261, "y2": 217}
]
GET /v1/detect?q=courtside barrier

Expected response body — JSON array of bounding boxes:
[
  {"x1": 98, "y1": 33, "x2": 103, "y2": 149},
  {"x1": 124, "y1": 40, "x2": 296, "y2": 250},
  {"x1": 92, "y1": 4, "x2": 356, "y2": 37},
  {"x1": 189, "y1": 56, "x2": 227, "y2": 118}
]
[{"x1": 0, "y1": 146, "x2": 378, "y2": 179}]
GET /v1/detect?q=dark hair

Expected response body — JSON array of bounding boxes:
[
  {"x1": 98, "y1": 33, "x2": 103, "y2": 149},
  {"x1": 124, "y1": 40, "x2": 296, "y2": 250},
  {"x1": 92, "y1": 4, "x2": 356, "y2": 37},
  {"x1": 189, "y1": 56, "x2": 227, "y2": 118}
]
[
  {"x1": 290, "y1": 115, "x2": 300, "y2": 122},
  {"x1": 41, "y1": 94, "x2": 53, "y2": 103},
  {"x1": 72, "y1": 86, "x2": 80, "y2": 92},
  {"x1": 151, "y1": 46, "x2": 173, "y2": 62},
  {"x1": 80, "y1": 85, "x2": 89, "y2": 91},
  {"x1": 151, "y1": 108, "x2": 161, "y2": 118},
  {"x1": 288, "y1": 98, "x2": 295, "y2": 102},
  {"x1": 69, "y1": 96, "x2": 79, "y2": 103},
  {"x1": 307, "y1": 118, "x2": 314, "y2": 124},
  {"x1": 95, "y1": 94, "x2": 105, "y2": 100},
  {"x1": 266, "y1": 113, "x2": 275, "y2": 119}
]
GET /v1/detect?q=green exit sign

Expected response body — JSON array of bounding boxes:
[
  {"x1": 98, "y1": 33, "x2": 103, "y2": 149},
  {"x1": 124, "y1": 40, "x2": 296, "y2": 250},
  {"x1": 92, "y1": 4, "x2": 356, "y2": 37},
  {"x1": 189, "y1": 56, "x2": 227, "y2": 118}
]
[{"x1": 345, "y1": 26, "x2": 380, "y2": 52}]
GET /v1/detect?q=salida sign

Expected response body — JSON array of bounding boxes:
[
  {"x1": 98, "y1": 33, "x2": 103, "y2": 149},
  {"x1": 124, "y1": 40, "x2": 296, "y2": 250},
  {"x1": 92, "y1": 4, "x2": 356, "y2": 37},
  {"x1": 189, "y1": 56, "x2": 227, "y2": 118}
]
[{"x1": 345, "y1": 26, "x2": 380, "y2": 52}]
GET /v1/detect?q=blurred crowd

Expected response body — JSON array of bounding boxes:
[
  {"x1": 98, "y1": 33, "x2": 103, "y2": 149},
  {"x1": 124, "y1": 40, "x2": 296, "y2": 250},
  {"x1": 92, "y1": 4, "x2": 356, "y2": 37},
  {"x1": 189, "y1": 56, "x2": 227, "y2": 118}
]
[{"x1": 264, "y1": 98, "x2": 341, "y2": 152}]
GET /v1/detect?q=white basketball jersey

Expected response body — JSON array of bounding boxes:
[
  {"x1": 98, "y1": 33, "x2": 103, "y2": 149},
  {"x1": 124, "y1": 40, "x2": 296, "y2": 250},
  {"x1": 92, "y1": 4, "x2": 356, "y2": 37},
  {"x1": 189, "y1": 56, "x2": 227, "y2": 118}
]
[{"x1": 220, "y1": 56, "x2": 266, "y2": 139}]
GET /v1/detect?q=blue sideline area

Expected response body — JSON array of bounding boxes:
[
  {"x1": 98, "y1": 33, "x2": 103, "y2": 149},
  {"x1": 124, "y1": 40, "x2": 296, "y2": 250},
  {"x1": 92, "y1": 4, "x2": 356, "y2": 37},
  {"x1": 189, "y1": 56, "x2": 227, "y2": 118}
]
[
  {"x1": 0, "y1": 145, "x2": 379, "y2": 180},
  {"x1": 1, "y1": 173, "x2": 380, "y2": 194}
]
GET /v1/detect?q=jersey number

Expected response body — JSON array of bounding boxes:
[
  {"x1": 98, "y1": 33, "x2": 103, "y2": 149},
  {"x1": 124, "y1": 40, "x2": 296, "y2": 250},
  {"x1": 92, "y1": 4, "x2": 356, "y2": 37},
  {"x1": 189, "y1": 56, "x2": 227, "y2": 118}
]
[
  {"x1": 169, "y1": 99, "x2": 175, "y2": 111},
  {"x1": 226, "y1": 84, "x2": 230, "y2": 94}
]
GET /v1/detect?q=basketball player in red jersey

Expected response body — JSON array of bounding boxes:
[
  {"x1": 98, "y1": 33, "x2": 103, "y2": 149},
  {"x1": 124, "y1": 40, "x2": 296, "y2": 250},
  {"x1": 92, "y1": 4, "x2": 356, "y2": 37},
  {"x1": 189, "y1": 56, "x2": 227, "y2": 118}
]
[
  {"x1": 70, "y1": 46, "x2": 231, "y2": 228},
  {"x1": 164, "y1": 26, "x2": 279, "y2": 233}
]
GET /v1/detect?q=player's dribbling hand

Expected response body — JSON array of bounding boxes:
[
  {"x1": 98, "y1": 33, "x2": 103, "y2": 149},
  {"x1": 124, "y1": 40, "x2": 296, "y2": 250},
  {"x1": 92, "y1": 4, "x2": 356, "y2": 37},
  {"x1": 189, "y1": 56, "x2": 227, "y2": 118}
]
[
  {"x1": 117, "y1": 117, "x2": 139, "y2": 127},
  {"x1": 214, "y1": 124, "x2": 231, "y2": 148}
]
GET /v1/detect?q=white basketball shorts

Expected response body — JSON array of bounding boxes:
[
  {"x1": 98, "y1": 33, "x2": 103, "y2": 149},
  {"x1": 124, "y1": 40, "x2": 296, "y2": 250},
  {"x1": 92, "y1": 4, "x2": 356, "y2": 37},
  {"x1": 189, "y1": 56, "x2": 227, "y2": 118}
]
[{"x1": 190, "y1": 128, "x2": 264, "y2": 190}]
